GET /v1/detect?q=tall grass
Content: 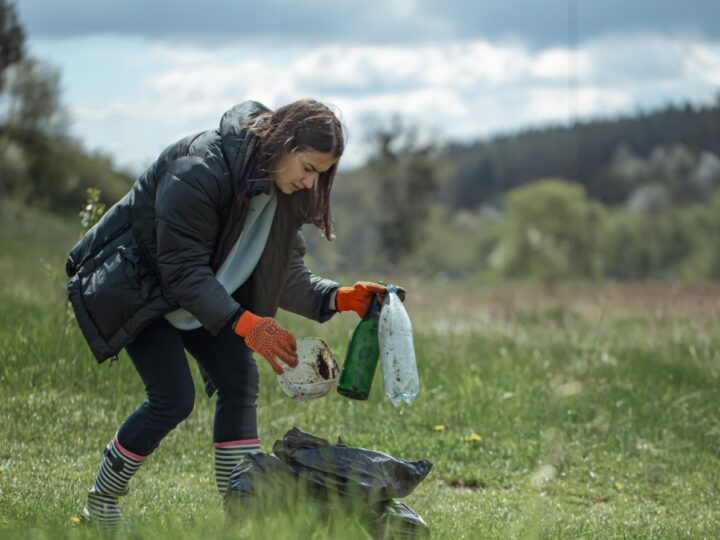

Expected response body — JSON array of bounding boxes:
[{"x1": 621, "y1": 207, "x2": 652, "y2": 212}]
[{"x1": 1, "y1": 199, "x2": 719, "y2": 538}]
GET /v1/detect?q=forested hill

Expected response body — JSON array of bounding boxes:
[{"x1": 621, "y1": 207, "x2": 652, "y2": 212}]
[{"x1": 444, "y1": 98, "x2": 720, "y2": 209}]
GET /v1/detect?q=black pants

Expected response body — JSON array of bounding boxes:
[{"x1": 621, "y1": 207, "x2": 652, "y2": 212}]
[{"x1": 116, "y1": 317, "x2": 259, "y2": 457}]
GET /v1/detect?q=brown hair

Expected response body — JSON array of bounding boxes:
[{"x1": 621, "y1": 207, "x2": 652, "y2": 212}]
[{"x1": 249, "y1": 99, "x2": 345, "y2": 240}]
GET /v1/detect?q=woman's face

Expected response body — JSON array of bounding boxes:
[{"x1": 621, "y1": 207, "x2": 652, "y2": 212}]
[{"x1": 270, "y1": 149, "x2": 337, "y2": 195}]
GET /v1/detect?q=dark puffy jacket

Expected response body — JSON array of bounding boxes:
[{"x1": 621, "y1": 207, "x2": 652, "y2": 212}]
[{"x1": 66, "y1": 100, "x2": 339, "y2": 364}]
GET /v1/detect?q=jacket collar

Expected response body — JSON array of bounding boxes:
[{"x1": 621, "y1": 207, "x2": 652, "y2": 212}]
[{"x1": 247, "y1": 178, "x2": 271, "y2": 197}]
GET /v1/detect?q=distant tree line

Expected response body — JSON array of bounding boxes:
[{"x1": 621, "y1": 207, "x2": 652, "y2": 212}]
[
  {"x1": 309, "y1": 173, "x2": 720, "y2": 282},
  {"x1": 310, "y1": 105, "x2": 720, "y2": 281},
  {"x1": 444, "y1": 100, "x2": 720, "y2": 209}
]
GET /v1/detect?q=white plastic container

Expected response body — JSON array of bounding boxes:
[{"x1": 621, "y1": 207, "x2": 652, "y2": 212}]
[
  {"x1": 276, "y1": 337, "x2": 340, "y2": 401},
  {"x1": 378, "y1": 285, "x2": 420, "y2": 406}
]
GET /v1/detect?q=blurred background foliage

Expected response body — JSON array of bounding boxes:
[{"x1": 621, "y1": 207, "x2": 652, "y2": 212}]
[
  {"x1": 1, "y1": 0, "x2": 719, "y2": 282},
  {"x1": 0, "y1": 0, "x2": 132, "y2": 217},
  {"x1": 306, "y1": 103, "x2": 720, "y2": 282}
]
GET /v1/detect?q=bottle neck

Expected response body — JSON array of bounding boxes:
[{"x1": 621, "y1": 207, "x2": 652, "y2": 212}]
[{"x1": 363, "y1": 295, "x2": 382, "y2": 320}]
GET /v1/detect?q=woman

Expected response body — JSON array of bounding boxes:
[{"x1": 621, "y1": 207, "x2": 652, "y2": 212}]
[{"x1": 65, "y1": 99, "x2": 397, "y2": 527}]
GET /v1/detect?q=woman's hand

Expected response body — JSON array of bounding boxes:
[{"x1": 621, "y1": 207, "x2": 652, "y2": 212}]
[
  {"x1": 335, "y1": 281, "x2": 407, "y2": 317},
  {"x1": 233, "y1": 311, "x2": 298, "y2": 374}
]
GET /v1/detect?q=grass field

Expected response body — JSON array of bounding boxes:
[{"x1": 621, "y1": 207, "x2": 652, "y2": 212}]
[{"x1": 1, "y1": 198, "x2": 719, "y2": 539}]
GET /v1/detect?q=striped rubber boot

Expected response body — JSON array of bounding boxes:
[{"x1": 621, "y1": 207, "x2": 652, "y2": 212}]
[
  {"x1": 81, "y1": 436, "x2": 148, "y2": 528},
  {"x1": 214, "y1": 439, "x2": 261, "y2": 497}
]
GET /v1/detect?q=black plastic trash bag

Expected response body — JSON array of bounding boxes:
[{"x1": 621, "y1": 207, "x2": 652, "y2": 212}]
[
  {"x1": 272, "y1": 428, "x2": 432, "y2": 503},
  {"x1": 226, "y1": 427, "x2": 432, "y2": 538}
]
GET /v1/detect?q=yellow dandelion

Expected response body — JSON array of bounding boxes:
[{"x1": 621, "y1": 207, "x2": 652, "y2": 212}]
[
  {"x1": 465, "y1": 433, "x2": 482, "y2": 443},
  {"x1": 614, "y1": 481, "x2": 624, "y2": 490},
  {"x1": 70, "y1": 516, "x2": 82, "y2": 526},
  {"x1": 433, "y1": 424, "x2": 446, "y2": 432}
]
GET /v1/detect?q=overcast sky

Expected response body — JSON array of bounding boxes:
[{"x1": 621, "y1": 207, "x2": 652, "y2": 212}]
[{"x1": 14, "y1": 0, "x2": 720, "y2": 173}]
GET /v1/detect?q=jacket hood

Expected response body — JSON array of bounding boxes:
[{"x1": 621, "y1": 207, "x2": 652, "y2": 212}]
[{"x1": 219, "y1": 100, "x2": 272, "y2": 179}]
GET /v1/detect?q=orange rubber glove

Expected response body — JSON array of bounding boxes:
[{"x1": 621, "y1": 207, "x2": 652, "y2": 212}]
[
  {"x1": 233, "y1": 311, "x2": 298, "y2": 374},
  {"x1": 336, "y1": 281, "x2": 388, "y2": 317}
]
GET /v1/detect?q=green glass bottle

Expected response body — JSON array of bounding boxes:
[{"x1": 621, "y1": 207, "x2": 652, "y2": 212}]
[{"x1": 337, "y1": 295, "x2": 382, "y2": 400}]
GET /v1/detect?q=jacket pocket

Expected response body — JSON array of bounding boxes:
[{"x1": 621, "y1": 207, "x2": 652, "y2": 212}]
[{"x1": 74, "y1": 230, "x2": 159, "y2": 342}]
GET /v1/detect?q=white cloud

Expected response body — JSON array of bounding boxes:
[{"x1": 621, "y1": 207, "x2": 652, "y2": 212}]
[
  {"x1": 684, "y1": 42, "x2": 720, "y2": 86},
  {"x1": 531, "y1": 48, "x2": 593, "y2": 80},
  {"x1": 523, "y1": 87, "x2": 631, "y2": 122},
  {"x1": 55, "y1": 34, "x2": 720, "y2": 174}
]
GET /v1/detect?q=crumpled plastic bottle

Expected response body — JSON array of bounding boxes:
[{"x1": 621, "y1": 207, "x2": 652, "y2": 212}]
[{"x1": 378, "y1": 284, "x2": 420, "y2": 406}]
